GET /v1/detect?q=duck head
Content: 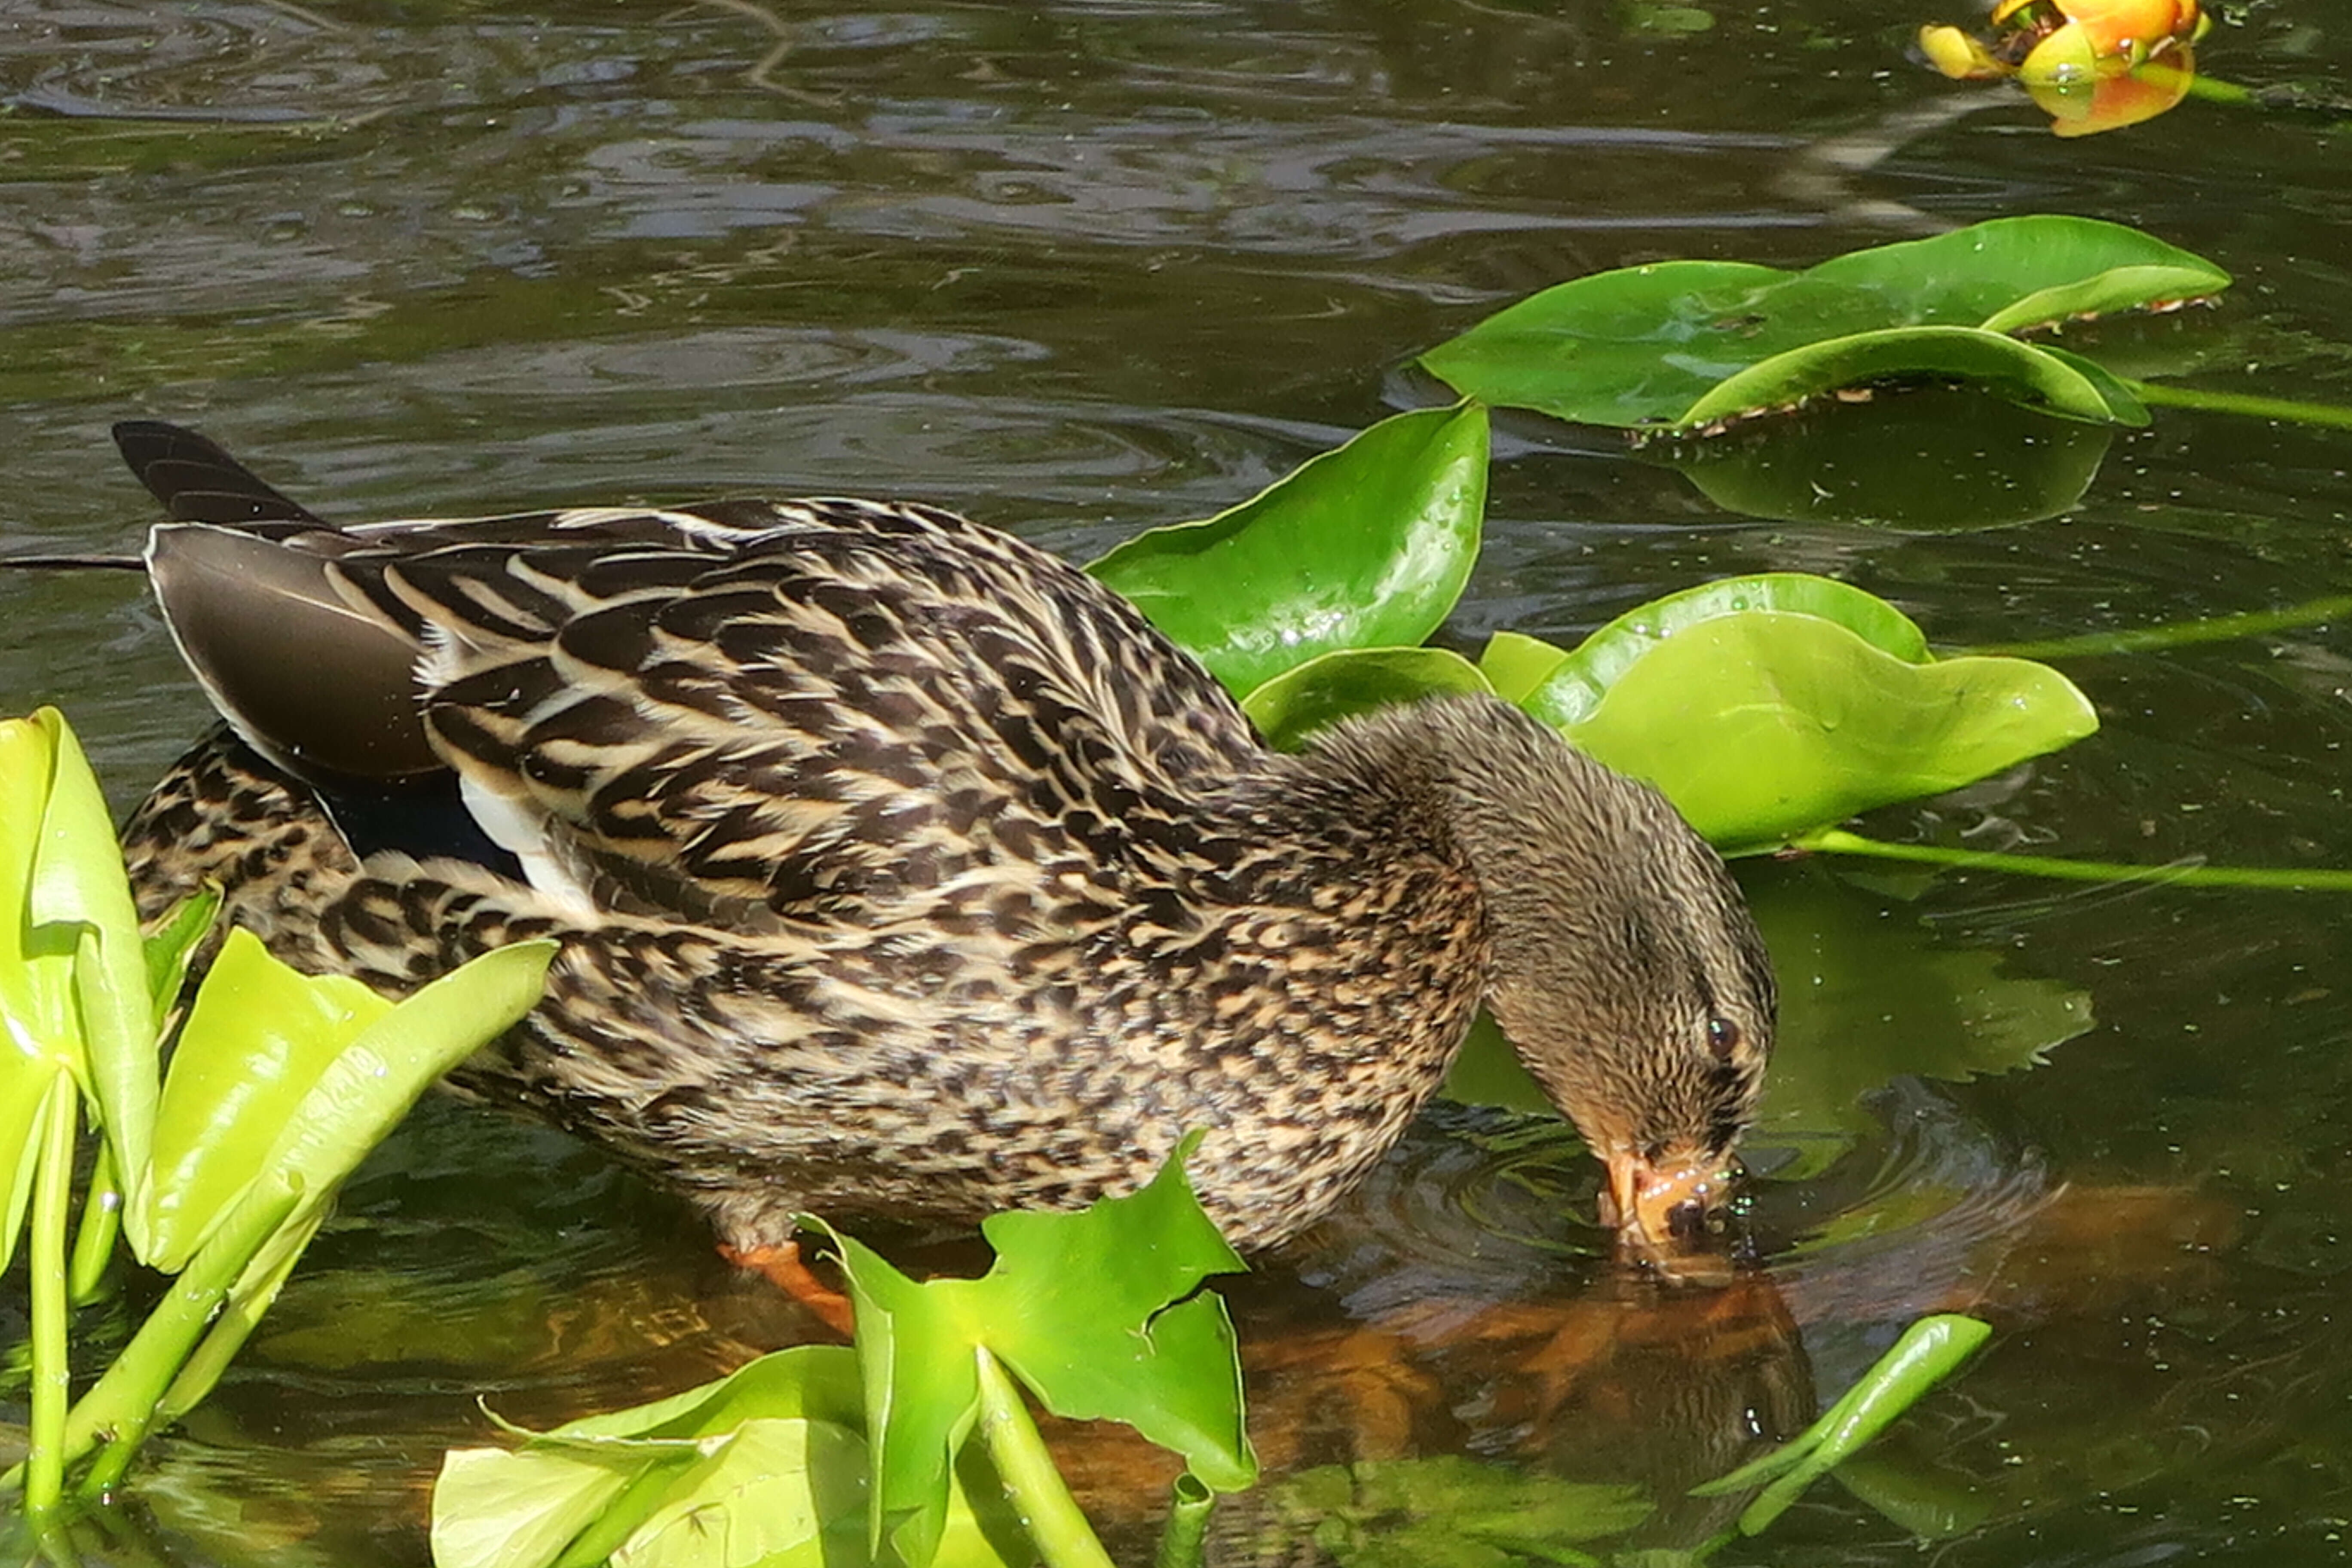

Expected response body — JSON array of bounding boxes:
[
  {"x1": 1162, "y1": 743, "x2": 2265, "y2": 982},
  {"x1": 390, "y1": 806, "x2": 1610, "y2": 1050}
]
[{"x1": 1348, "y1": 696, "x2": 1777, "y2": 1268}]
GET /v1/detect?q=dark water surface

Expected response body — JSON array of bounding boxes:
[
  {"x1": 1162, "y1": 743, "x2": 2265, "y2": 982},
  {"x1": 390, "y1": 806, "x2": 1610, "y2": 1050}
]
[{"x1": 6, "y1": 0, "x2": 2352, "y2": 1563}]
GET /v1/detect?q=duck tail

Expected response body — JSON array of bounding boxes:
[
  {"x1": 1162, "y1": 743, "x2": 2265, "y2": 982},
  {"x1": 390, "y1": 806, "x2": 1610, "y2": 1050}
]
[
  {"x1": 109, "y1": 422, "x2": 438, "y2": 784},
  {"x1": 0, "y1": 419, "x2": 296, "y2": 569},
  {"x1": 112, "y1": 420, "x2": 332, "y2": 533}
]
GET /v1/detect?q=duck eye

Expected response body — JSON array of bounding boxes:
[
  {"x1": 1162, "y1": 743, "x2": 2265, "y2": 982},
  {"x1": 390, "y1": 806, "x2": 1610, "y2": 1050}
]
[{"x1": 1706, "y1": 1016, "x2": 1742, "y2": 1060}]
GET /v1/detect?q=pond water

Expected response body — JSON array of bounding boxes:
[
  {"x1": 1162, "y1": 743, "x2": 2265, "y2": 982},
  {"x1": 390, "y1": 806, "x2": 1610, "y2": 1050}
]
[{"x1": 5, "y1": 0, "x2": 2352, "y2": 1563}]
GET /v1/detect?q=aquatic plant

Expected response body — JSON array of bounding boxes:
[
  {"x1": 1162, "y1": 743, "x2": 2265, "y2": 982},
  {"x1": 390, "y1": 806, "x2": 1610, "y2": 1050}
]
[
  {"x1": 1087, "y1": 404, "x2": 2095, "y2": 854},
  {"x1": 1418, "y1": 216, "x2": 2352, "y2": 436},
  {"x1": 1920, "y1": 0, "x2": 2208, "y2": 135},
  {"x1": 434, "y1": 1142, "x2": 1253, "y2": 1568},
  {"x1": 0, "y1": 708, "x2": 550, "y2": 1547}
]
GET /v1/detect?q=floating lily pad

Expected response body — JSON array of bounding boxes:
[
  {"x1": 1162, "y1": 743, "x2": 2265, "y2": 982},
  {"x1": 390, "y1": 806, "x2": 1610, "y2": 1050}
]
[
  {"x1": 1419, "y1": 216, "x2": 2227, "y2": 432},
  {"x1": 432, "y1": 1346, "x2": 934, "y2": 1568},
  {"x1": 1684, "y1": 327, "x2": 2147, "y2": 430},
  {"x1": 1090, "y1": 405, "x2": 1488, "y2": 696},
  {"x1": 1495, "y1": 575, "x2": 1928, "y2": 729},
  {"x1": 1489, "y1": 575, "x2": 2098, "y2": 853},
  {"x1": 433, "y1": 1347, "x2": 1032, "y2": 1568}
]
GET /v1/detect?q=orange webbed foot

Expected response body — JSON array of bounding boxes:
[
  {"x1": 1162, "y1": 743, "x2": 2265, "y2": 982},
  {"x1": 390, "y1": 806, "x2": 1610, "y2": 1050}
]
[{"x1": 719, "y1": 1238, "x2": 857, "y2": 1338}]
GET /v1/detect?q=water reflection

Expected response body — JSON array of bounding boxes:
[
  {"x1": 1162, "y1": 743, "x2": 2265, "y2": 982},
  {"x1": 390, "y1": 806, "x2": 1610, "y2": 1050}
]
[{"x1": 1657, "y1": 389, "x2": 2115, "y2": 530}]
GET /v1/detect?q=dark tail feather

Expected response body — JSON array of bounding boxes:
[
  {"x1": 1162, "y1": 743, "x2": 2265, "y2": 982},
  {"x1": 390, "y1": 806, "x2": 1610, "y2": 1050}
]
[{"x1": 111, "y1": 421, "x2": 331, "y2": 533}]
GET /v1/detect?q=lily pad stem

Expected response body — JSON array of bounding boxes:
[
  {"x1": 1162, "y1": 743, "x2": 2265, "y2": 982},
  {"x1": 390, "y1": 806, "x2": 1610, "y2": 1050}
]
[
  {"x1": 1797, "y1": 828, "x2": 2352, "y2": 892},
  {"x1": 1155, "y1": 1472, "x2": 1216, "y2": 1568},
  {"x1": 972, "y1": 1347, "x2": 1118, "y2": 1568},
  {"x1": 1967, "y1": 592, "x2": 2352, "y2": 660},
  {"x1": 1690, "y1": 1315, "x2": 1990, "y2": 1536},
  {"x1": 22, "y1": 1076, "x2": 78, "y2": 1530},
  {"x1": 67, "y1": 1182, "x2": 302, "y2": 1501},
  {"x1": 2120, "y1": 377, "x2": 2352, "y2": 432},
  {"x1": 2179, "y1": 74, "x2": 2255, "y2": 108},
  {"x1": 67, "y1": 1144, "x2": 121, "y2": 1307}
]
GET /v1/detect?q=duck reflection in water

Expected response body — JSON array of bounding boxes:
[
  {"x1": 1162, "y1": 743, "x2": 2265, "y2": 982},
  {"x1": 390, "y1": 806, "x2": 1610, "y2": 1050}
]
[{"x1": 1006, "y1": 1087, "x2": 2239, "y2": 1564}]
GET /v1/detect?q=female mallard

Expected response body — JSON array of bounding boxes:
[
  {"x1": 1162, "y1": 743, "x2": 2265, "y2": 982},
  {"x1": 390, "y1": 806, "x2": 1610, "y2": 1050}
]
[{"x1": 110, "y1": 420, "x2": 1775, "y2": 1266}]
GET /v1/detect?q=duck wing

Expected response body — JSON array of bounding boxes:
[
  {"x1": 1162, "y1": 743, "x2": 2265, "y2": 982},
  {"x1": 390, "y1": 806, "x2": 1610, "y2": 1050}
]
[{"x1": 127, "y1": 424, "x2": 1261, "y2": 930}]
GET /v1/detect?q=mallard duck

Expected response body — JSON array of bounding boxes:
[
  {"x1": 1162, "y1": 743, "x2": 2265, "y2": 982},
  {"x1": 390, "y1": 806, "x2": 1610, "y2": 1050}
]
[{"x1": 108, "y1": 420, "x2": 1776, "y2": 1266}]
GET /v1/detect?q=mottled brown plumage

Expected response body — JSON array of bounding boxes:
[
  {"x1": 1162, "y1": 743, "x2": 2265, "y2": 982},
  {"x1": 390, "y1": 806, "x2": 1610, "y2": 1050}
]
[{"x1": 114, "y1": 421, "x2": 1776, "y2": 1258}]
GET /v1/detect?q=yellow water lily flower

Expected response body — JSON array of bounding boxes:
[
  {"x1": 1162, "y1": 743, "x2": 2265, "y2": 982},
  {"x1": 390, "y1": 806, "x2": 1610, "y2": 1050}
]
[
  {"x1": 1920, "y1": 0, "x2": 2210, "y2": 133},
  {"x1": 1993, "y1": 0, "x2": 2203, "y2": 64},
  {"x1": 1920, "y1": 23, "x2": 2008, "y2": 79}
]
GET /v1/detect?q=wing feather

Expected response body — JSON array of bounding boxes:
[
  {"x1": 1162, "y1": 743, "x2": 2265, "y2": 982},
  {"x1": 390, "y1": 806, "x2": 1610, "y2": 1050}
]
[{"x1": 124, "y1": 423, "x2": 1259, "y2": 933}]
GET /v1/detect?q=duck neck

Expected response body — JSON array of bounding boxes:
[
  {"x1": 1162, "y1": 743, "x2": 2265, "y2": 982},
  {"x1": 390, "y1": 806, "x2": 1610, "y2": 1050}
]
[{"x1": 1289, "y1": 694, "x2": 1641, "y2": 989}]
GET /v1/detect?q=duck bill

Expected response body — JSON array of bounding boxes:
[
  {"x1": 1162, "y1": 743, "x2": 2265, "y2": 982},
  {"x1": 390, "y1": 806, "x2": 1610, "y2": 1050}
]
[{"x1": 1601, "y1": 1148, "x2": 1736, "y2": 1276}]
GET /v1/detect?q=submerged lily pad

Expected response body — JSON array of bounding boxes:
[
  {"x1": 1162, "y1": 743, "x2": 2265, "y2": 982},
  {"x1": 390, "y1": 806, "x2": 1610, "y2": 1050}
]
[
  {"x1": 1743, "y1": 866, "x2": 2092, "y2": 1178},
  {"x1": 1090, "y1": 405, "x2": 1488, "y2": 697},
  {"x1": 1419, "y1": 216, "x2": 2227, "y2": 432},
  {"x1": 1693, "y1": 1313, "x2": 1993, "y2": 1535},
  {"x1": 1268, "y1": 1455, "x2": 1652, "y2": 1568},
  {"x1": 1488, "y1": 575, "x2": 2098, "y2": 854}
]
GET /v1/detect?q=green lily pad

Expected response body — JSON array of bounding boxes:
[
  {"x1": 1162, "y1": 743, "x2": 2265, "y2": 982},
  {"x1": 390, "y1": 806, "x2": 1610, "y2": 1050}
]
[
  {"x1": 141, "y1": 885, "x2": 220, "y2": 1025},
  {"x1": 434, "y1": 1148, "x2": 1250, "y2": 1568},
  {"x1": 132, "y1": 930, "x2": 551, "y2": 1276},
  {"x1": 1089, "y1": 405, "x2": 1488, "y2": 696},
  {"x1": 613, "y1": 1419, "x2": 870, "y2": 1568},
  {"x1": 431, "y1": 1346, "x2": 936, "y2": 1568},
  {"x1": 1495, "y1": 575, "x2": 1928, "y2": 731},
  {"x1": 1490, "y1": 575, "x2": 2098, "y2": 853},
  {"x1": 0, "y1": 710, "x2": 160, "y2": 1210},
  {"x1": 1683, "y1": 326, "x2": 2146, "y2": 430},
  {"x1": 1419, "y1": 216, "x2": 2227, "y2": 431},
  {"x1": 1241, "y1": 646, "x2": 1493, "y2": 751},
  {"x1": 1476, "y1": 630, "x2": 1573, "y2": 709},
  {"x1": 0, "y1": 716, "x2": 83, "y2": 1271},
  {"x1": 822, "y1": 1135, "x2": 1255, "y2": 1568},
  {"x1": 135, "y1": 930, "x2": 394, "y2": 1272}
]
